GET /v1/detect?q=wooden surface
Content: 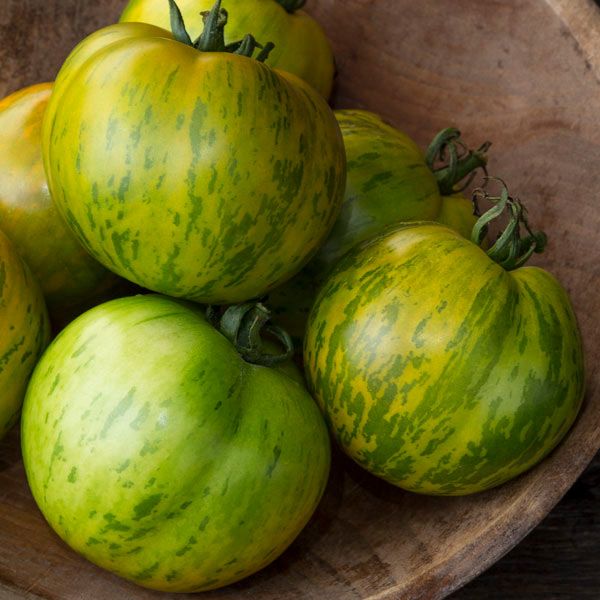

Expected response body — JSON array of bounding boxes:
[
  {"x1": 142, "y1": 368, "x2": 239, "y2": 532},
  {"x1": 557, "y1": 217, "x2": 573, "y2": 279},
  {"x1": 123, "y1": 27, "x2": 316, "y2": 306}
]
[
  {"x1": 2, "y1": 0, "x2": 600, "y2": 598},
  {"x1": 454, "y1": 450, "x2": 600, "y2": 599}
]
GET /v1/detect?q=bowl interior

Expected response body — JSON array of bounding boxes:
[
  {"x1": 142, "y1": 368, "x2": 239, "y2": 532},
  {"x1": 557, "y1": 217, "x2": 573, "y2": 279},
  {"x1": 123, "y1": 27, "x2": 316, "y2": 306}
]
[{"x1": 1, "y1": 0, "x2": 600, "y2": 599}]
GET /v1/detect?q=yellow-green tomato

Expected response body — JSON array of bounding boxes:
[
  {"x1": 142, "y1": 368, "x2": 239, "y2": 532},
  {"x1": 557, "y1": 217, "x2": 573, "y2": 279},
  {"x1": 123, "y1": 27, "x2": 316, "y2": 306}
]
[
  {"x1": 22, "y1": 295, "x2": 330, "y2": 591},
  {"x1": 305, "y1": 222, "x2": 584, "y2": 495},
  {"x1": 0, "y1": 228, "x2": 50, "y2": 439},
  {"x1": 42, "y1": 22, "x2": 346, "y2": 305},
  {"x1": 313, "y1": 109, "x2": 479, "y2": 274},
  {"x1": 120, "y1": 0, "x2": 335, "y2": 98},
  {"x1": 0, "y1": 84, "x2": 118, "y2": 316}
]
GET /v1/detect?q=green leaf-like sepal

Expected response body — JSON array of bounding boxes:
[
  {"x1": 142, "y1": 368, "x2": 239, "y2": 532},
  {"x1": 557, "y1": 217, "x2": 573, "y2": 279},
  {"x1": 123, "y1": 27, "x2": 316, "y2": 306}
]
[
  {"x1": 471, "y1": 178, "x2": 547, "y2": 271},
  {"x1": 168, "y1": 0, "x2": 193, "y2": 45},
  {"x1": 208, "y1": 303, "x2": 294, "y2": 366},
  {"x1": 426, "y1": 128, "x2": 491, "y2": 195},
  {"x1": 167, "y1": 0, "x2": 275, "y2": 61}
]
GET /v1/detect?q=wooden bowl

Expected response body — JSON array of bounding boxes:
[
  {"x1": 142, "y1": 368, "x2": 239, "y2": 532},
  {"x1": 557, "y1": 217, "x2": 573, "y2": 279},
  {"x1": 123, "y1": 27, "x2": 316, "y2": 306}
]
[{"x1": 2, "y1": 0, "x2": 599, "y2": 598}]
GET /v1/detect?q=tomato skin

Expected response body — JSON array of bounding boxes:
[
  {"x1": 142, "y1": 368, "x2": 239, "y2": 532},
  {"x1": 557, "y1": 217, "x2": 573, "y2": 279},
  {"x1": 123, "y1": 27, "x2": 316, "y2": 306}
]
[
  {"x1": 42, "y1": 24, "x2": 345, "y2": 305},
  {"x1": 0, "y1": 229, "x2": 51, "y2": 440},
  {"x1": 21, "y1": 294, "x2": 330, "y2": 591},
  {"x1": 304, "y1": 222, "x2": 584, "y2": 495},
  {"x1": 0, "y1": 84, "x2": 118, "y2": 316},
  {"x1": 315, "y1": 110, "x2": 441, "y2": 274},
  {"x1": 437, "y1": 193, "x2": 478, "y2": 240},
  {"x1": 307, "y1": 109, "x2": 481, "y2": 273},
  {"x1": 120, "y1": 0, "x2": 335, "y2": 98},
  {"x1": 269, "y1": 110, "x2": 478, "y2": 344}
]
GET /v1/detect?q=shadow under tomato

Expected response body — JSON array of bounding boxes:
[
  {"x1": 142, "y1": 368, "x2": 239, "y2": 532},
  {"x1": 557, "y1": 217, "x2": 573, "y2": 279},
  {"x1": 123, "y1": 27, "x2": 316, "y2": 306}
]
[
  {"x1": 203, "y1": 442, "x2": 418, "y2": 598},
  {"x1": 0, "y1": 426, "x2": 22, "y2": 471}
]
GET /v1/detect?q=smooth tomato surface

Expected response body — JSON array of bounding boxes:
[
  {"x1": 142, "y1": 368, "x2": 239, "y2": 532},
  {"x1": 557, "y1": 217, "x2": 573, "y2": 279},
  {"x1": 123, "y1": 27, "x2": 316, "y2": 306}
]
[{"x1": 22, "y1": 294, "x2": 330, "y2": 591}]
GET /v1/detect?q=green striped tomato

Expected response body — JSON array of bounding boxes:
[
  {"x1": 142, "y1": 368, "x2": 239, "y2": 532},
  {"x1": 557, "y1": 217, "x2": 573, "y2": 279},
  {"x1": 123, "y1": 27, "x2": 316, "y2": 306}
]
[
  {"x1": 314, "y1": 109, "x2": 481, "y2": 274},
  {"x1": 304, "y1": 222, "x2": 584, "y2": 495},
  {"x1": 0, "y1": 83, "x2": 119, "y2": 319},
  {"x1": 0, "y1": 229, "x2": 50, "y2": 440},
  {"x1": 22, "y1": 294, "x2": 330, "y2": 591},
  {"x1": 120, "y1": 0, "x2": 335, "y2": 98},
  {"x1": 269, "y1": 109, "x2": 480, "y2": 343},
  {"x1": 42, "y1": 21, "x2": 345, "y2": 305},
  {"x1": 314, "y1": 109, "x2": 440, "y2": 274}
]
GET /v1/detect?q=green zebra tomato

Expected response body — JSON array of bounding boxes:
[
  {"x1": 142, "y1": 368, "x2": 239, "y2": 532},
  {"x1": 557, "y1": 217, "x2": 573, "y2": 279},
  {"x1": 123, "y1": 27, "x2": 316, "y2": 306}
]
[
  {"x1": 120, "y1": 0, "x2": 335, "y2": 98},
  {"x1": 306, "y1": 109, "x2": 484, "y2": 275},
  {"x1": 304, "y1": 193, "x2": 584, "y2": 496},
  {"x1": 0, "y1": 228, "x2": 50, "y2": 440},
  {"x1": 22, "y1": 295, "x2": 330, "y2": 591},
  {"x1": 42, "y1": 11, "x2": 345, "y2": 305},
  {"x1": 0, "y1": 83, "x2": 118, "y2": 317}
]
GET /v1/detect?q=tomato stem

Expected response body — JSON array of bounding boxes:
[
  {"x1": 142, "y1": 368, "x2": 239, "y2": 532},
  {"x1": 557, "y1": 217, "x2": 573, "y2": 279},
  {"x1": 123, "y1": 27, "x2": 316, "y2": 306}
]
[
  {"x1": 426, "y1": 128, "x2": 491, "y2": 195},
  {"x1": 471, "y1": 178, "x2": 547, "y2": 270},
  {"x1": 207, "y1": 303, "x2": 294, "y2": 366},
  {"x1": 256, "y1": 42, "x2": 276, "y2": 62},
  {"x1": 276, "y1": 0, "x2": 307, "y2": 12},
  {"x1": 168, "y1": 0, "x2": 275, "y2": 62},
  {"x1": 196, "y1": 0, "x2": 227, "y2": 51}
]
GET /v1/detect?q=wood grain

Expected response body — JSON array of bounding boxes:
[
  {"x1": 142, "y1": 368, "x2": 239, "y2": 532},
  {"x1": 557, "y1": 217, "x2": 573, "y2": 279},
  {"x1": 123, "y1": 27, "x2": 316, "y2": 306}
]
[
  {"x1": 2, "y1": 0, "x2": 600, "y2": 598},
  {"x1": 453, "y1": 449, "x2": 600, "y2": 599}
]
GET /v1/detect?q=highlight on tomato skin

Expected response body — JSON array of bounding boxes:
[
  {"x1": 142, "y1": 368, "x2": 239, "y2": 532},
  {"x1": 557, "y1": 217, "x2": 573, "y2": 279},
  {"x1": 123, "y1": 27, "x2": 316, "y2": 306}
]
[{"x1": 304, "y1": 188, "x2": 584, "y2": 496}]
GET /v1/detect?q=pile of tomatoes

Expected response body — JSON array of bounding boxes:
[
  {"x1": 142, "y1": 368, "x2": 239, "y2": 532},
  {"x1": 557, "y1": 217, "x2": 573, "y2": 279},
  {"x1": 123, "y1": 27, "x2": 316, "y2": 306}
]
[{"x1": 0, "y1": 0, "x2": 585, "y2": 593}]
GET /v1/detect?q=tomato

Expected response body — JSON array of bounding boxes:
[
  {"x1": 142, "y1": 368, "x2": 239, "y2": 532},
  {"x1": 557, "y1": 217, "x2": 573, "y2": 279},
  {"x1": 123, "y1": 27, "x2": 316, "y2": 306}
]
[
  {"x1": 0, "y1": 84, "x2": 118, "y2": 317},
  {"x1": 120, "y1": 0, "x2": 335, "y2": 98},
  {"x1": 0, "y1": 228, "x2": 50, "y2": 440},
  {"x1": 42, "y1": 9, "x2": 345, "y2": 305},
  {"x1": 269, "y1": 109, "x2": 486, "y2": 344},
  {"x1": 436, "y1": 192, "x2": 480, "y2": 239},
  {"x1": 312, "y1": 110, "x2": 486, "y2": 273},
  {"x1": 22, "y1": 295, "x2": 330, "y2": 591},
  {"x1": 304, "y1": 186, "x2": 584, "y2": 495}
]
